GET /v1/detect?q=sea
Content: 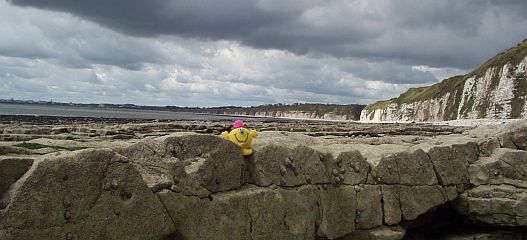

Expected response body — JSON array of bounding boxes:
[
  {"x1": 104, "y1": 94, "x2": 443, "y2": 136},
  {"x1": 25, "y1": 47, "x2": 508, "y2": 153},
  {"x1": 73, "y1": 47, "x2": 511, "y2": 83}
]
[{"x1": 0, "y1": 103, "x2": 246, "y2": 120}]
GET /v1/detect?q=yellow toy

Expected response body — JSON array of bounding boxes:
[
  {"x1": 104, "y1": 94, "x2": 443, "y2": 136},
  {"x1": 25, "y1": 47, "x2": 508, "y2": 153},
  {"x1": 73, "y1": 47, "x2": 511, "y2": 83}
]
[{"x1": 221, "y1": 120, "x2": 258, "y2": 156}]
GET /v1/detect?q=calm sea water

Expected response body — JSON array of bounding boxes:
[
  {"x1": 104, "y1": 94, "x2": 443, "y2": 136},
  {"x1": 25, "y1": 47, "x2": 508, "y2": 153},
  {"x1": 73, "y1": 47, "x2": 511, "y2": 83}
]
[{"x1": 0, "y1": 103, "x2": 243, "y2": 120}]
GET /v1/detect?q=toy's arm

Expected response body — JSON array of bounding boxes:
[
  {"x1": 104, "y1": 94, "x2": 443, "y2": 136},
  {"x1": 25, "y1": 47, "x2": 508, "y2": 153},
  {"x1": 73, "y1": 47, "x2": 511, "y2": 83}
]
[
  {"x1": 220, "y1": 131, "x2": 229, "y2": 139},
  {"x1": 250, "y1": 130, "x2": 258, "y2": 138}
]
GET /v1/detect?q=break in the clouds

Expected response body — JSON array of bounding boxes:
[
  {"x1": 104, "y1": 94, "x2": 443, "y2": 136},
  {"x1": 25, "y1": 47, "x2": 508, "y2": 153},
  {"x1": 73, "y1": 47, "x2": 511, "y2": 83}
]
[{"x1": 1, "y1": 0, "x2": 527, "y2": 106}]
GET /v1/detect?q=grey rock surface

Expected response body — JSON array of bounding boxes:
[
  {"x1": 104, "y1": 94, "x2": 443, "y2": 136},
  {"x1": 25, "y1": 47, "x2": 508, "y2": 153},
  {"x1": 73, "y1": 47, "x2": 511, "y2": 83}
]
[
  {"x1": 0, "y1": 118, "x2": 526, "y2": 239},
  {"x1": 0, "y1": 158, "x2": 33, "y2": 208},
  {"x1": 456, "y1": 185, "x2": 527, "y2": 226},
  {"x1": 0, "y1": 149, "x2": 174, "y2": 240}
]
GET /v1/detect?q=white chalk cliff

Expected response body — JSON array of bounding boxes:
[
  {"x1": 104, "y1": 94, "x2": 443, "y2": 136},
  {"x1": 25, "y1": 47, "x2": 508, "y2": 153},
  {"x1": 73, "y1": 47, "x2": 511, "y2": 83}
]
[
  {"x1": 361, "y1": 39, "x2": 527, "y2": 122},
  {"x1": 201, "y1": 104, "x2": 365, "y2": 120}
]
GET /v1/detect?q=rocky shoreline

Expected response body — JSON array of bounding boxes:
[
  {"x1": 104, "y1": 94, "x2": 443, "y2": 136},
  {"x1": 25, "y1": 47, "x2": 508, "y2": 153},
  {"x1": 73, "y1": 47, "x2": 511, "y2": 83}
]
[{"x1": 1, "y1": 115, "x2": 527, "y2": 239}]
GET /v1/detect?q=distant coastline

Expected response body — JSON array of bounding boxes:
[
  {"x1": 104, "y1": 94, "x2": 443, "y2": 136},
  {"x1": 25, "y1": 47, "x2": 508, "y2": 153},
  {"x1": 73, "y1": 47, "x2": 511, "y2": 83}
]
[
  {"x1": 0, "y1": 98, "x2": 211, "y2": 113},
  {"x1": 0, "y1": 99, "x2": 365, "y2": 121},
  {"x1": 0, "y1": 103, "x2": 244, "y2": 121}
]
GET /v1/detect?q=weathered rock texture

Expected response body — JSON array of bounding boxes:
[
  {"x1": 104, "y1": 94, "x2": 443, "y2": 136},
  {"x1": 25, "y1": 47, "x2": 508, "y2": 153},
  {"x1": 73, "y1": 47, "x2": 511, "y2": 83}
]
[
  {"x1": 1, "y1": 119, "x2": 527, "y2": 239},
  {"x1": 361, "y1": 39, "x2": 527, "y2": 121}
]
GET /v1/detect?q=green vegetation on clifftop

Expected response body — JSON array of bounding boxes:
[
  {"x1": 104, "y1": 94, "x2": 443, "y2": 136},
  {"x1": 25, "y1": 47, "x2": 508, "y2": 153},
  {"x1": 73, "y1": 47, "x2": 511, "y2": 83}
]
[
  {"x1": 205, "y1": 103, "x2": 366, "y2": 120},
  {"x1": 364, "y1": 38, "x2": 527, "y2": 120},
  {"x1": 365, "y1": 75, "x2": 465, "y2": 111}
]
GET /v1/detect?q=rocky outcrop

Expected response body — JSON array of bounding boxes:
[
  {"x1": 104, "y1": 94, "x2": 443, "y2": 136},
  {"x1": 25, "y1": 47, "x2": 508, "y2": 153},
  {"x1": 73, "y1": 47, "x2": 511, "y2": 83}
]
[
  {"x1": 361, "y1": 39, "x2": 527, "y2": 121},
  {"x1": 0, "y1": 150, "x2": 175, "y2": 240},
  {"x1": 0, "y1": 158, "x2": 33, "y2": 207},
  {"x1": 1, "y1": 120, "x2": 527, "y2": 239},
  {"x1": 455, "y1": 148, "x2": 527, "y2": 226}
]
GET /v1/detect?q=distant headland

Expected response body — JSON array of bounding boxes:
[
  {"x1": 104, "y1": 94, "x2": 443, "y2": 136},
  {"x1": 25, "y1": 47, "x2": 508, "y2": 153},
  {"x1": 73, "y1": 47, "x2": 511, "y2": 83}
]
[{"x1": 0, "y1": 99, "x2": 366, "y2": 121}]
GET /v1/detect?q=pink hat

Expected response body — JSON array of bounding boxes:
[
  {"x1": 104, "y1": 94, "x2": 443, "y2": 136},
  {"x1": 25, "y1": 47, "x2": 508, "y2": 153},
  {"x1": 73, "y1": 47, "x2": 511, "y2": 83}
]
[{"x1": 233, "y1": 120, "x2": 246, "y2": 128}]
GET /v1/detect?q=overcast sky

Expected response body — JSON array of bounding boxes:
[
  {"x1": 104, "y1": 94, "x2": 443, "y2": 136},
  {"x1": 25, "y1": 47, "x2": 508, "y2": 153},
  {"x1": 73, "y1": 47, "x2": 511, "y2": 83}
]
[{"x1": 1, "y1": 0, "x2": 526, "y2": 107}]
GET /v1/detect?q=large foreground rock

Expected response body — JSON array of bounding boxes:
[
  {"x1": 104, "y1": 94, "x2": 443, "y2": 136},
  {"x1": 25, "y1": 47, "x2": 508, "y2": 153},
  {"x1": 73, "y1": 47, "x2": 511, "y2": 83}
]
[
  {"x1": 0, "y1": 158, "x2": 33, "y2": 206},
  {"x1": 1, "y1": 119, "x2": 526, "y2": 239},
  {"x1": 0, "y1": 149, "x2": 174, "y2": 240},
  {"x1": 119, "y1": 134, "x2": 245, "y2": 197},
  {"x1": 455, "y1": 185, "x2": 527, "y2": 226}
]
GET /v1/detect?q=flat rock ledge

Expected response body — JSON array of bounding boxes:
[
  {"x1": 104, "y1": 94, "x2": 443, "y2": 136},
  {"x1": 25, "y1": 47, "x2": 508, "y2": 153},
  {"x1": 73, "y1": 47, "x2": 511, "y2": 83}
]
[{"x1": 1, "y1": 120, "x2": 527, "y2": 240}]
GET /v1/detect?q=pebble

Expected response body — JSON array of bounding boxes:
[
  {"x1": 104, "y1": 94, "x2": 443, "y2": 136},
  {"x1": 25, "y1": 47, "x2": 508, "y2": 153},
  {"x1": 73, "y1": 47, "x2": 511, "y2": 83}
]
[
  {"x1": 113, "y1": 208, "x2": 121, "y2": 216},
  {"x1": 121, "y1": 190, "x2": 133, "y2": 199},
  {"x1": 305, "y1": 175, "x2": 312, "y2": 184},
  {"x1": 170, "y1": 185, "x2": 181, "y2": 193},
  {"x1": 64, "y1": 210, "x2": 72, "y2": 220},
  {"x1": 66, "y1": 233, "x2": 74, "y2": 240},
  {"x1": 284, "y1": 158, "x2": 292, "y2": 166},
  {"x1": 332, "y1": 169, "x2": 339, "y2": 176},
  {"x1": 334, "y1": 176, "x2": 341, "y2": 183},
  {"x1": 290, "y1": 162, "x2": 297, "y2": 171},
  {"x1": 293, "y1": 168, "x2": 299, "y2": 176},
  {"x1": 338, "y1": 174, "x2": 345, "y2": 182},
  {"x1": 63, "y1": 197, "x2": 71, "y2": 208},
  {"x1": 336, "y1": 161, "x2": 342, "y2": 168},
  {"x1": 279, "y1": 165, "x2": 287, "y2": 176},
  {"x1": 110, "y1": 179, "x2": 119, "y2": 189},
  {"x1": 280, "y1": 178, "x2": 287, "y2": 186},
  {"x1": 319, "y1": 154, "x2": 325, "y2": 161},
  {"x1": 102, "y1": 182, "x2": 111, "y2": 191},
  {"x1": 167, "y1": 145, "x2": 177, "y2": 155}
]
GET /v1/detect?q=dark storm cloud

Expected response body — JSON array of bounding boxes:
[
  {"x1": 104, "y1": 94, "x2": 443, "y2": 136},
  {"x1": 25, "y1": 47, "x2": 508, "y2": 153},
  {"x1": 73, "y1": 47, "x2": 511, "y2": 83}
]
[
  {"x1": 8, "y1": 0, "x2": 527, "y2": 69},
  {"x1": 3, "y1": 0, "x2": 527, "y2": 107},
  {"x1": 0, "y1": 1, "x2": 173, "y2": 71},
  {"x1": 8, "y1": 0, "x2": 294, "y2": 38}
]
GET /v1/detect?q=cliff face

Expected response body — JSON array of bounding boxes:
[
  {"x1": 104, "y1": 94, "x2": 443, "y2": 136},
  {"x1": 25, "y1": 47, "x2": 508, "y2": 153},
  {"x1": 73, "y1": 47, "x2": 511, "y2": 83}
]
[
  {"x1": 202, "y1": 103, "x2": 365, "y2": 121},
  {"x1": 361, "y1": 39, "x2": 527, "y2": 122},
  {"x1": 216, "y1": 110, "x2": 350, "y2": 120}
]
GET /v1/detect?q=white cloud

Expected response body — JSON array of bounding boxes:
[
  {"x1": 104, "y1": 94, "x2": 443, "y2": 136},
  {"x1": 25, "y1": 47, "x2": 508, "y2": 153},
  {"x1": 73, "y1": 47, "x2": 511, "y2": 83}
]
[{"x1": 2, "y1": 0, "x2": 525, "y2": 107}]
